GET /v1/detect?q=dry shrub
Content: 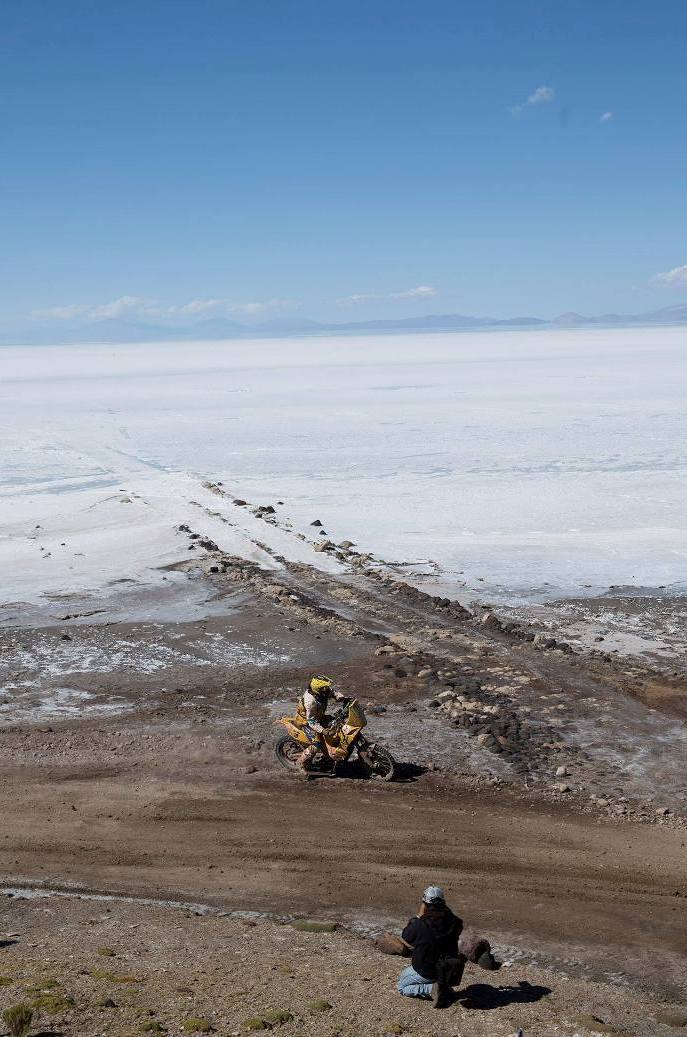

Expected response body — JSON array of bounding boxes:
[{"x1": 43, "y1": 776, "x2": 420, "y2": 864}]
[{"x1": 2, "y1": 1004, "x2": 34, "y2": 1037}]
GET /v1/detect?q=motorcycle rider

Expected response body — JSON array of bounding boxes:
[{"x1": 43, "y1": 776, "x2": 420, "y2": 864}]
[{"x1": 295, "y1": 675, "x2": 346, "y2": 772}]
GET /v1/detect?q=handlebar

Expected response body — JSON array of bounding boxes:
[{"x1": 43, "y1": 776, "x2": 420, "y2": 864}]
[{"x1": 329, "y1": 696, "x2": 353, "y2": 727}]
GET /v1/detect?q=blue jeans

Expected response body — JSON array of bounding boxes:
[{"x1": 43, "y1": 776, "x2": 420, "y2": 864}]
[{"x1": 398, "y1": 965, "x2": 433, "y2": 998}]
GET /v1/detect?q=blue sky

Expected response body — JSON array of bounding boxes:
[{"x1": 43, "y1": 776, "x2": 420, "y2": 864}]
[{"x1": 1, "y1": 0, "x2": 686, "y2": 328}]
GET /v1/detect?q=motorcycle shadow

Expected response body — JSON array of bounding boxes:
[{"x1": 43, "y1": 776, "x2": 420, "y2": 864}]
[
  {"x1": 306, "y1": 760, "x2": 426, "y2": 783},
  {"x1": 392, "y1": 761, "x2": 427, "y2": 782}
]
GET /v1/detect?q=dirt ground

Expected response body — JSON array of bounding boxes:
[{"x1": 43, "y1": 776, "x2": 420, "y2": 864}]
[
  {"x1": 1, "y1": 529, "x2": 687, "y2": 1035},
  {"x1": 2, "y1": 894, "x2": 687, "y2": 1037}
]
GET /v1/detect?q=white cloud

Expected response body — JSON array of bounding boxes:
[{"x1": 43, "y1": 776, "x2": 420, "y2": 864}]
[
  {"x1": 511, "y1": 84, "x2": 555, "y2": 115},
  {"x1": 392, "y1": 285, "x2": 438, "y2": 300},
  {"x1": 600, "y1": 111, "x2": 614, "y2": 122},
  {"x1": 227, "y1": 299, "x2": 292, "y2": 315},
  {"x1": 652, "y1": 265, "x2": 687, "y2": 288},
  {"x1": 337, "y1": 285, "x2": 439, "y2": 305},
  {"x1": 89, "y1": 296, "x2": 154, "y2": 320},
  {"x1": 527, "y1": 85, "x2": 555, "y2": 105},
  {"x1": 336, "y1": 293, "x2": 379, "y2": 305},
  {"x1": 168, "y1": 299, "x2": 226, "y2": 317},
  {"x1": 30, "y1": 296, "x2": 294, "y2": 323}
]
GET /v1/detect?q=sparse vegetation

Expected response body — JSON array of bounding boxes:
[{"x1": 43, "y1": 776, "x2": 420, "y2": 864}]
[
  {"x1": 181, "y1": 1018, "x2": 212, "y2": 1033},
  {"x1": 307, "y1": 999, "x2": 332, "y2": 1013},
  {"x1": 97, "y1": 946, "x2": 117, "y2": 957},
  {"x1": 292, "y1": 920, "x2": 337, "y2": 933},
  {"x1": 23, "y1": 979, "x2": 60, "y2": 994},
  {"x1": 140, "y1": 1021, "x2": 165, "y2": 1033},
  {"x1": 90, "y1": 969, "x2": 142, "y2": 983},
  {"x1": 0, "y1": 976, "x2": 14, "y2": 987},
  {"x1": 262, "y1": 1009, "x2": 293, "y2": 1025},
  {"x1": 242, "y1": 1019, "x2": 268, "y2": 1032},
  {"x1": 29, "y1": 992, "x2": 75, "y2": 1015},
  {"x1": 2, "y1": 1003, "x2": 34, "y2": 1037}
]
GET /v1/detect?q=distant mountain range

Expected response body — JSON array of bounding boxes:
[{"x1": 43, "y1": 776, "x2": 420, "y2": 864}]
[{"x1": 3, "y1": 303, "x2": 687, "y2": 345}]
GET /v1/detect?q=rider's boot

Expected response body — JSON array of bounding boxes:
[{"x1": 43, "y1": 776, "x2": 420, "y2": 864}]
[{"x1": 297, "y1": 745, "x2": 317, "y2": 774}]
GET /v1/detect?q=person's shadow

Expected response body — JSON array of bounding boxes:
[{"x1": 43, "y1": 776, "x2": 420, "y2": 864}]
[{"x1": 455, "y1": 980, "x2": 552, "y2": 1010}]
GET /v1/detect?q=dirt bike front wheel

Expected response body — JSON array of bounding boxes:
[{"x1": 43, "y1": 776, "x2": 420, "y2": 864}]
[
  {"x1": 275, "y1": 736, "x2": 304, "y2": 770},
  {"x1": 359, "y1": 744, "x2": 396, "y2": 782}
]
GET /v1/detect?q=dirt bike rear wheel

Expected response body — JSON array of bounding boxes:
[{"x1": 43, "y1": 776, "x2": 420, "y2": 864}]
[
  {"x1": 359, "y1": 745, "x2": 396, "y2": 781},
  {"x1": 275, "y1": 736, "x2": 304, "y2": 770}
]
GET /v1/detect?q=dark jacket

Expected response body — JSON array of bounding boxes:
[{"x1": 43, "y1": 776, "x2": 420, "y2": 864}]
[{"x1": 401, "y1": 905, "x2": 463, "y2": 981}]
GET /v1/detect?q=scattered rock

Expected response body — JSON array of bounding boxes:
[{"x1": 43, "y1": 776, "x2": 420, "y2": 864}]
[
  {"x1": 310, "y1": 519, "x2": 322, "y2": 527},
  {"x1": 481, "y1": 612, "x2": 502, "y2": 630}
]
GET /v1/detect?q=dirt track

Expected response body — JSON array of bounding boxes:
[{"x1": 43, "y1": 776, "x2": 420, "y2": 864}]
[{"x1": 3, "y1": 758, "x2": 686, "y2": 996}]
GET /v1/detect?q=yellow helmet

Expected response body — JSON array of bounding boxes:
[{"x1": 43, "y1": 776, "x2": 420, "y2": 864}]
[{"x1": 310, "y1": 675, "x2": 333, "y2": 694}]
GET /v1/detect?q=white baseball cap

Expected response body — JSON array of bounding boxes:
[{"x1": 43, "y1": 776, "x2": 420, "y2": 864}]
[{"x1": 422, "y1": 885, "x2": 445, "y2": 904}]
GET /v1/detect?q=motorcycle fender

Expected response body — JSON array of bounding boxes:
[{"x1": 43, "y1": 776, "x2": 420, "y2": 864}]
[{"x1": 279, "y1": 717, "x2": 308, "y2": 743}]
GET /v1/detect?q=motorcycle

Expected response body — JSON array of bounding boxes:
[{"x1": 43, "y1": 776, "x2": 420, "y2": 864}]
[{"x1": 275, "y1": 696, "x2": 396, "y2": 781}]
